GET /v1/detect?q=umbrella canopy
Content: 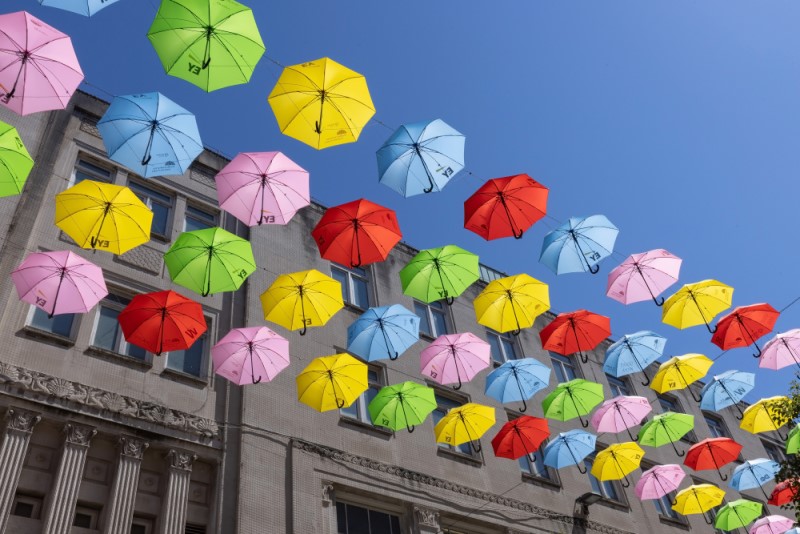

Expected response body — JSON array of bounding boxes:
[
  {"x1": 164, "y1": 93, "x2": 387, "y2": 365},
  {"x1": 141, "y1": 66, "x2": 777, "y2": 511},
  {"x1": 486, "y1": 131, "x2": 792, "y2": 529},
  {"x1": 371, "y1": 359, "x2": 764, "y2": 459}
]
[
  {"x1": 54, "y1": 180, "x2": 153, "y2": 255},
  {"x1": 0, "y1": 11, "x2": 84, "y2": 115},
  {"x1": 38, "y1": 0, "x2": 122, "y2": 16},
  {"x1": 603, "y1": 330, "x2": 666, "y2": 386},
  {"x1": 672, "y1": 484, "x2": 725, "y2": 520},
  {"x1": 712, "y1": 303, "x2": 780, "y2": 357},
  {"x1": 434, "y1": 403, "x2": 495, "y2": 453},
  {"x1": 12, "y1": 250, "x2": 107, "y2": 317},
  {"x1": 769, "y1": 480, "x2": 799, "y2": 506},
  {"x1": 590, "y1": 395, "x2": 652, "y2": 442},
  {"x1": 541, "y1": 378, "x2": 604, "y2": 428},
  {"x1": 760, "y1": 329, "x2": 800, "y2": 371},
  {"x1": 539, "y1": 215, "x2": 618, "y2": 275},
  {"x1": 749, "y1": 515, "x2": 795, "y2": 534},
  {"x1": 539, "y1": 310, "x2": 611, "y2": 364},
  {"x1": 731, "y1": 458, "x2": 780, "y2": 501},
  {"x1": 685, "y1": 437, "x2": 743, "y2": 481},
  {"x1": 542, "y1": 429, "x2": 597, "y2": 473},
  {"x1": 97, "y1": 92, "x2": 203, "y2": 178},
  {"x1": 377, "y1": 119, "x2": 465, "y2": 197},
  {"x1": 215, "y1": 151, "x2": 310, "y2": 227},
  {"x1": 420, "y1": 332, "x2": 491, "y2": 390},
  {"x1": 636, "y1": 464, "x2": 686, "y2": 500},
  {"x1": 700, "y1": 370, "x2": 755, "y2": 419},
  {"x1": 484, "y1": 358, "x2": 551, "y2": 412},
  {"x1": 368, "y1": 381, "x2": 436, "y2": 433},
  {"x1": 296, "y1": 353, "x2": 367, "y2": 412},
  {"x1": 347, "y1": 304, "x2": 420, "y2": 362},
  {"x1": 788, "y1": 426, "x2": 800, "y2": 454},
  {"x1": 491, "y1": 416, "x2": 550, "y2": 461},
  {"x1": 740, "y1": 396, "x2": 789, "y2": 439},
  {"x1": 118, "y1": 290, "x2": 206, "y2": 356},
  {"x1": 211, "y1": 326, "x2": 290, "y2": 385},
  {"x1": 260, "y1": 269, "x2": 344, "y2": 336},
  {"x1": 164, "y1": 227, "x2": 256, "y2": 297},
  {"x1": 662, "y1": 279, "x2": 733, "y2": 333},
  {"x1": 715, "y1": 499, "x2": 762, "y2": 532},
  {"x1": 606, "y1": 249, "x2": 682, "y2": 306},
  {"x1": 473, "y1": 273, "x2": 550, "y2": 335},
  {"x1": 650, "y1": 353, "x2": 713, "y2": 402},
  {"x1": 147, "y1": 0, "x2": 265, "y2": 92},
  {"x1": 268, "y1": 57, "x2": 375, "y2": 150},
  {"x1": 463, "y1": 174, "x2": 548, "y2": 240},
  {"x1": 311, "y1": 198, "x2": 402, "y2": 268},
  {"x1": 0, "y1": 120, "x2": 33, "y2": 197},
  {"x1": 638, "y1": 412, "x2": 695, "y2": 457},
  {"x1": 399, "y1": 245, "x2": 479, "y2": 305},
  {"x1": 591, "y1": 442, "x2": 645, "y2": 488}
]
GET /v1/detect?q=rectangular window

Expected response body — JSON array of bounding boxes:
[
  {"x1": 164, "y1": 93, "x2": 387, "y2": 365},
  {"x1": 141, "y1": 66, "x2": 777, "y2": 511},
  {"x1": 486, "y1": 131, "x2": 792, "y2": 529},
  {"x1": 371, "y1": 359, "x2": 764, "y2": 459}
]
[
  {"x1": 336, "y1": 501, "x2": 402, "y2": 534},
  {"x1": 130, "y1": 516, "x2": 153, "y2": 534},
  {"x1": 653, "y1": 490, "x2": 681, "y2": 521},
  {"x1": 341, "y1": 365, "x2": 384, "y2": 425},
  {"x1": 331, "y1": 264, "x2": 370, "y2": 309},
  {"x1": 657, "y1": 394, "x2": 696, "y2": 442},
  {"x1": 431, "y1": 392, "x2": 477, "y2": 457},
  {"x1": 183, "y1": 204, "x2": 217, "y2": 232},
  {"x1": 27, "y1": 307, "x2": 76, "y2": 339},
  {"x1": 518, "y1": 437, "x2": 558, "y2": 483},
  {"x1": 486, "y1": 329, "x2": 519, "y2": 364},
  {"x1": 73, "y1": 505, "x2": 100, "y2": 529},
  {"x1": 550, "y1": 353, "x2": 579, "y2": 383},
  {"x1": 74, "y1": 158, "x2": 112, "y2": 184},
  {"x1": 167, "y1": 322, "x2": 209, "y2": 378},
  {"x1": 704, "y1": 413, "x2": 730, "y2": 439},
  {"x1": 414, "y1": 300, "x2": 448, "y2": 338},
  {"x1": 606, "y1": 374, "x2": 631, "y2": 397},
  {"x1": 128, "y1": 181, "x2": 173, "y2": 237},
  {"x1": 91, "y1": 294, "x2": 147, "y2": 360},
  {"x1": 11, "y1": 493, "x2": 42, "y2": 519},
  {"x1": 763, "y1": 440, "x2": 786, "y2": 463},
  {"x1": 584, "y1": 456, "x2": 625, "y2": 505}
]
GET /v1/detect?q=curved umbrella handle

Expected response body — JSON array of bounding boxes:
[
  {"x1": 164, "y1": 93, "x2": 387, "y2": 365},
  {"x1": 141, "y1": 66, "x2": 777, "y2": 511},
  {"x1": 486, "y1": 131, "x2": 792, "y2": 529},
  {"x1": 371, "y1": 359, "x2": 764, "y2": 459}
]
[
  {"x1": 299, "y1": 324, "x2": 307, "y2": 336},
  {"x1": 444, "y1": 295, "x2": 455, "y2": 306},
  {"x1": 752, "y1": 340, "x2": 762, "y2": 358},
  {"x1": 202, "y1": 57, "x2": 211, "y2": 69},
  {"x1": 689, "y1": 388, "x2": 703, "y2": 403},
  {"x1": 653, "y1": 296, "x2": 665, "y2": 306},
  {"x1": 337, "y1": 397, "x2": 345, "y2": 409},
  {"x1": 621, "y1": 474, "x2": 631, "y2": 488},
  {"x1": 407, "y1": 425, "x2": 415, "y2": 433},
  {"x1": 577, "y1": 462, "x2": 587, "y2": 474},
  {"x1": 518, "y1": 398, "x2": 527, "y2": 413},
  {"x1": 579, "y1": 352, "x2": 589, "y2": 364},
  {"x1": 514, "y1": 229, "x2": 524, "y2": 239},
  {"x1": 579, "y1": 414, "x2": 589, "y2": 428},
  {"x1": 705, "y1": 321, "x2": 717, "y2": 334},
  {"x1": 588, "y1": 264, "x2": 600, "y2": 274},
  {"x1": 470, "y1": 440, "x2": 482, "y2": 454},
  {"x1": 718, "y1": 471, "x2": 728, "y2": 481},
  {"x1": 703, "y1": 513, "x2": 714, "y2": 525},
  {"x1": 389, "y1": 351, "x2": 399, "y2": 361},
  {"x1": 640, "y1": 374, "x2": 651, "y2": 387},
  {"x1": 528, "y1": 453, "x2": 536, "y2": 463}
]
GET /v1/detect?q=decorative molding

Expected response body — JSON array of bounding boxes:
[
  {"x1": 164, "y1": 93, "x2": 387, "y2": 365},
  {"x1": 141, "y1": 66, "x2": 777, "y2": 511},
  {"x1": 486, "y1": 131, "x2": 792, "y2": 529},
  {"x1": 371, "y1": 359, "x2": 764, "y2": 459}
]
[
  {"x1": 5, "y1": 407, "x2": 40, "y2": 434},
  {"x1": 78, "y1": 116, "x2": 101, "y2": 138},
  {"x1": 321, "y1": 483, "x2": 334, "y2": 506},
  {"x1": 119, "y1": 435, "x2": 149, "y2": 460},
  {"x1": 413, "y1": 505, "x2": 440, "y2": 528},
  {"x1": 64, "y1": 423, "x2": 97, "y2": 447},
  {"x1": 166, "y1": 449, "x2": 197, "y2": 472}
]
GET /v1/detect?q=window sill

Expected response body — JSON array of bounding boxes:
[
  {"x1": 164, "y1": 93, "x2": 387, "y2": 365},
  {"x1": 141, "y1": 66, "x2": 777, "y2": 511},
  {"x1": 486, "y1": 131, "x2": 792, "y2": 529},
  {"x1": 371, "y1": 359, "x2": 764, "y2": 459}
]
[
  {"x1": 342, "y1": 303, "x2": 368, "y2": 315},
  {"x1": 658, "y1": 515, "x2": 690, "y2": 530},
  {"x1": 85, "y1": 346, "x2": 151, "y2": 370},
  {"x1": 338, "y1": 416, "x2": 394, "y2": 437},
  {"x1": 436, "y1": 446, "x2": 483, "y2": 467},
  {"x1": 521, "y1": 472, "x2": 561, "y2": 490},
  {"x1": 22, "y1": 326, "x2": 75, "y2": 348},
  {"x1": 160, "y1": 367, "x2": 208, "y2": 387},
  {"x1": 596, "y1": 497, "x2": 629, "y2": 513},
  {"x1": 419, "y1": 332, "x2": 436, "y2": 342},
  {"x1": 149, "y1": 233, "x2": 170, "y2": 244}
]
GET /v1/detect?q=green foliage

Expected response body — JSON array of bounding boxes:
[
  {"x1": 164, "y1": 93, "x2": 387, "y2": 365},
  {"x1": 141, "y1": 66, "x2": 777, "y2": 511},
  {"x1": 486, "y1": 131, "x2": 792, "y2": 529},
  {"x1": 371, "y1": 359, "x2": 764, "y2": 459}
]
[{"x1": 773, "y1": 378, "x2": 800, "y2": 519}]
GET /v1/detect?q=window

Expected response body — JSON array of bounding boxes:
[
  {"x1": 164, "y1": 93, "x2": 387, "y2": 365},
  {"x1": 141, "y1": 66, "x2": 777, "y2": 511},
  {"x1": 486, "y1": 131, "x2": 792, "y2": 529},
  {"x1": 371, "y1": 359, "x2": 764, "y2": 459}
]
[
  {"x1": 606, "y1": 374, "x2": 631, "y2": 397},
  {"x1": 653, "y1": 490, "x2": 682, "y2": 521},
  {"x1": 341, "y1": 365, "x2": 384, "y2": 425},
  {"x1": 584, "y1": 455, "x2": 626, "y2": 505},
  {"x1": 11, "y1": 493, "x2": 42, "y2": 519},
  {"x1": 167, "y1": 321, "x2": 209, "y2": 378},
  {"x1": 128, "y1": 181, "x2": 173, "y2": 237},
  {"x1": 518, "y1": 437, "x2": 558, "y2": 483},
  {"x1": 658, "y1": 395, "x2": 696, "y2": 443},
  {"x1": 130, "y1": 516, "x2": 154, "y2": 534},
  {"x1": 27, "y1": 307, "x2": 76, "y2": 338},
  {"x1": 486, "y1": 329, "x2": 519, "y2": 364},
  {"x1": 763, "y1": 439, "x2": 786, "y2": 463},
  {"x1": 74, "y1": 158, "x2": 112, "y2": 184},
  {"x1": 336, "y1": 501, "x2": 401, "y2": 534},
  {"x1": 73, "y1": 505, "x2": 99, "y2": 528},
  {"x1": 184, "y1": 525, "x2": 206, "y2": 534},
  {"x1": 183, "y1": 204, "x2": 217, "y2": 232},
  {"x1": 331, "y1": 264, "x2": 370, "y2": 309},
  {"x1": 431, "y1": 392, "x2": 476, "y2": 457},
  {"x1": 550, "y1": 353, "x2": 579, "y2": 383},
  {"x1": 91, "y1": 294, "x2": 147, "y2": 360},
  {"x1": 704, "y1": 413, "x2": 730, "y2": 439},
  {"x1": 414, "y1": 300, "x2": 448, "y2": 338}
]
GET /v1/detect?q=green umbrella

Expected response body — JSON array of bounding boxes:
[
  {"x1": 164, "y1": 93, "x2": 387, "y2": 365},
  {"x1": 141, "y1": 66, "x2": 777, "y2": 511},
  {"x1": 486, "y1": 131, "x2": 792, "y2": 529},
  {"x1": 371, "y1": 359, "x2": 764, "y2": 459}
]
[
  {"x1": 164, "y1": 227, "x2": 256, "y2": 297},
  {"x1": 541, "y1": 379, "x2": 604, "y2": 428},
  {"x1": 787, "y1": 426, "x2": 800, "y2": 454},
  {"x1": 368, "y1": 381, "x2": 436, "y2": 433},
  {"x1": 0, "y1": 120, "x2": 33, "y2": 197},
  {"x1": 714, "y1": 499, "x2": 762, "y2": 531},
  {"x1": 399, "y1": 245, "x2": 479, "y2": 305},
  {"x1": 147, "y1": 0, "x2": 266, "y2": 92},
  {"x1": 637, "y1": 412, "x2": 694, "y2": 457}
]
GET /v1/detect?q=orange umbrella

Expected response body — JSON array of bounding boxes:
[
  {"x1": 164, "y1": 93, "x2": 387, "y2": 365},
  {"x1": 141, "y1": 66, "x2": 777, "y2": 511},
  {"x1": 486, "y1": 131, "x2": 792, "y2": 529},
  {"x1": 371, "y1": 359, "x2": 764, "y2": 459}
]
[{"x1": 539, "y1": 310, "x2": 611, "y2": 363}]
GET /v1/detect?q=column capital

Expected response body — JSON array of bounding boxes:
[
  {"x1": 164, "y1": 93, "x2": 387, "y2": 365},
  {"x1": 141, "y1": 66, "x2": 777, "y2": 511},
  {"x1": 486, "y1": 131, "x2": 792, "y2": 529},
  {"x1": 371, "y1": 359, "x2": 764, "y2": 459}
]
[
  {"x1": 5, "y1": 407, "x2": 41, "y2": 434},
  {"x1": 321, "y1": 483, "x2": 334, "y2": 507},
  {"x1": 413, "y1": 504, "x2": 440, "y2": 529},
  {"x1": 64, "y1": 423, "x2": 97, "y2": 447},
  {"x1": 118, "y1": 435, "x2": 149, "y2": 460},
  {"x1": 166, "y1": 448, "x2": 197, "y2": 472}
]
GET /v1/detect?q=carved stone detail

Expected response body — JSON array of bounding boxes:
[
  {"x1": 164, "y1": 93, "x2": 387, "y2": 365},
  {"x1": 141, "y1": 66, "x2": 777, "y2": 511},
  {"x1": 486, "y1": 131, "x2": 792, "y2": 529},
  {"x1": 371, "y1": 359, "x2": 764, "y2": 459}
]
[
  {"x1": 413, "y1": 505, "x2": 440, "y2": 528},
  {"x1": 5, "y1": 408, "x2": 41, "y2": 434},
  {"x1": 79, "y1": 117, "x2": 101, "y2": 138},
  {"x1": 166, "y1": 449, "x2": 197, "y2": 472},
  {"x1": 119, "y1": 435, "x2": 149, "y2": 460},
  {"x1": 65, "y1": 423, "x2": 97, "y2": 447},
  {"x1": 321, "y1": 483, "x2": 334, "y2": 506}
]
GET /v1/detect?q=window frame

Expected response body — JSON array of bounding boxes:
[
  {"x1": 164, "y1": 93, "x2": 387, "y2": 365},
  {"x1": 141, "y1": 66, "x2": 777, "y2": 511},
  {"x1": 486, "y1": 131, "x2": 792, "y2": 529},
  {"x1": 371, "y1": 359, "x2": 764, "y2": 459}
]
[
  {"x1": 550, "y1": 353, "x2": 581, "y2": 383},
  {"x1": 703, "y1": 411, "x2": 731, "y2": 439},
  {"x1": 126, "y1": 179, "x2": 174, "y2": 240},
  {"x1": 762, "y1": 439, "x2": 786, "y2": 463},
  {"x1": 486, "y1": 328, "x2": 520, "y2": 366},
  {"x1": 430, "y1": 388, "x2": 482, "y2": 461},
  {"x1": 88, "y1": 292, "x2": 149, "y2": 363},
  {"x1": 183, "y1": 203, "x2": 219, "y2": 233},
  {"x1": 25, "y1": 305, "x2": 78, "y2": 341},
  {"x1": 339, "y1": 363, "x2": 387, "y2": 430},
  {"x1": 414, "y1": 300, "x2": 450, "y2": 339},
  {"x1": 331, "y1": 263, "x2": 371, "y2": 310},
  {"x1": 72, "y1": 156, "x2": 113, "y2": 185},
  {"x1": 516, "y1": 432, "x2": 560, "y2": 487},
  {"x1": 334, "y1": 499, "x2": 403, "y2": 534},
  {"x1": 606, "y1": 374, "x2": 632, "y2": 397},
  {"x1": 583, "y1": 453, "x2": 629, "y2": 508},
  {"x1": 10, "y1": 492, "x2": 42, "y2": 519},
  {"x1": 164, "y1": 315, "x2": 212, "y2": 380},
  {"x1": 72, "y1": 504, "x2": 100, "y2": 529}
]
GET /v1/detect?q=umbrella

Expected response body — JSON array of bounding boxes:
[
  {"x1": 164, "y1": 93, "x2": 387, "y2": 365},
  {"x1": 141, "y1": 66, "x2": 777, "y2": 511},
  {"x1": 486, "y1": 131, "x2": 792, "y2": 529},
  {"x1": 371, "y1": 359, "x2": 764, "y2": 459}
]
[
  {"x1": 712, "y1": 303, "x2": 780, "y2": 357},
  {"x1": 749, "y1": 515, "x2": 795, "y2": 534},
  {"x1": 215, "y1": 151, "x2": 310, "y2": 227},
  {"x1": 268, "y1": 57, "x2": 375, "y2": 150},
  {"x1": 540, "y1": 310, "x2": 611, "y2": 364},
  {"x1": 541, "y1": 378, "x2": 604, "y2": 428},
  {"x1": 484, "y1": 358, "x2": 551, "y2": 412},
  {"x1": 650, "y1": 353, "x2": 713, "y2": 402},
  {"x1": 542, "y1": 429, "x2": 597, "y2": 473},
  {"x1": 0, "y1": 11, "x2": 84, "y2": 115},
  {"x1": 590, "y1": 395, "x2": 652, "y2": 442},
  {"x1": 164, "y1": 227, "x2": 256, "y2": 297},
  {"x1": 769, "y1": 480, "x2": 799, "y2": 506},
  {"x1": 473, "y1": 273, "x2": 550, "y2": 335},
  {"x1": 368, "y1": 381, "x2": 436, "y2": 433},
  {"x1": 97, "y1": 92, "x2": 203, "y2": 178},
  {"x1": 11, "y1": 250, "x2": 107, "y2": 318},
  {"x1": 731, "y1": 458, "x2": 780, "y2": 501},
  {"x1": 399, "y1": 245, "x2": 479, "y2": 305},
  {"x1": 54, "y1": 180, "x2": 153, "y2": 255},
  {"x1": 296, "y1": 353, "x2": 367, "y2": 412},
  {"x1": 788, "y1": 426, "x2": 800, "y2": 454},
  {"x1": 420, "y1": 332, "x2": 491, "y2": 390},
  {"x1": 685, "y1": 437, "x2": 743, "y2": 481},
  {"x1": 740, "y1": 396, "x2": 789, "y2": 440},
  {"x1": 311, "y1": 198, "x2": 402, "y2": 268},
  {"x1": 147, "y1": 0, "x2": 265, "y2": 91},
  {"x1": 346, "y1": 304, "x2": 420, "y2": 362},
  {"x1": 714, "y1": 499, "x2": 762, "y2": 532},
  {"x1": 638, "y1": 412, "x2": 695, "y2": 457},
  {"x1": 539, "y1": 215, "x2": 618, "y2": 275},
  {"x1": 636, "y1": 464, "x2": 686, "y2": 500},
  {"x1": 604, "y1": 330, "x2": 666, "y2": 386},
  {"x1": 491, "y1": 416, "x2": 550, "y2": 461},
  {"x1": 606, "y1": 249, "x2": 682, "y2": 306},
  {"x1": 434, "y1": 403, "x2": 495, "y2": 453},
  {"x1": 591, "y1": 442, "x2": 645, "y2": 488},
  {"x1": 38, "y1": 0, "x2": 122, "y2": 16},
  {"x1": 786, "y1": 529, "x2": 800, "y2": 534},
  {"x1": 760, "y1": 330, "x2": 800, "y2": 371},
  {"x1": 463, "y1": 174, "x2": 548, "y2": 240},
  {"x1": 260, "y1": 269, "x2": 344, "y2": 336},
  {"x1": 671, "y1": 484, "x2": 725, "y2": 524},
  {"x1": 662, "y1": 279, "x2": 733, "y2": 333},
  {"x1": 117, "y1": 290, "x2": 206, "y2": 356},
  {"x1": 0, "y1": 119, "x2": 33, "y2": 197},
  {"x1": 377, "y1": 119, "x2": 465, "y2": 197},
  {"x1": 700, "y1": 370, "x2": 755, "y2": 420},
  {"x1": 211, "y1": 326, "x2": 290, "y2": 385}
]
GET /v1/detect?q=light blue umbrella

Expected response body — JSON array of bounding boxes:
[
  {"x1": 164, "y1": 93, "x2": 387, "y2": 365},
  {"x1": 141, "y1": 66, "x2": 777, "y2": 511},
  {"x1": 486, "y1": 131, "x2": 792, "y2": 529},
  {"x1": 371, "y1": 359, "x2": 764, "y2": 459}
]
[
  {"x1": 38, "y1": 0, "x2": 122, "y2": 16},
  {"x1": 97, "y1": 92, "x2": 203, "y2": 178},
  {"x1": 484, "y1": 358, "x2": 551, "y2": 412},
  {"x1": 730, "y1": 458, "x2": 780, "y2": 501},
  {"x1": 700, "y1": 370, "x2": 755, "y2": 419},
  {"x1": 377, "y1": 119, "x2": 465, "y2": 197},
  {"x1": 539, "y1": 215, "x2": 619, "y2": 275},
  {"x1": 603, "y1": 330, "x2": 666, "y2": 386},
  {"x1": 347, "y1": 304, "x2": 420, "y2": 362},
  {"x1": 542, "y1": 429, "x2": 597, "y2": 473},
  {"x1": 785, "y1": 528, "x2": 800, "y2": 534}
]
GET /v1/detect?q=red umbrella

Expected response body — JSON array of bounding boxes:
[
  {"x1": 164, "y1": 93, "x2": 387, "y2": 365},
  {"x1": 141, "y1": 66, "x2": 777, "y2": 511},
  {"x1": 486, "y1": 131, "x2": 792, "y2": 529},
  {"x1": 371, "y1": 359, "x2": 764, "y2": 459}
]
[
  {"x1": 311, "y1": 198, "x2": 402, "y2": 268},
  {"x1": 463, "y1": 174, "x2": 548, "y2": 240},
  {"x1": 491, "y1": 416, "x2": 550, "y2": 461},
  {"x1": 769, "y1": 479, "x2": 799, "y2": 506},
  {"x1": 711, "y1": 303, "x2": 779, "y2": 358},
  {"x1": 684, "y1": 437, "x2": 743, "y2": 481},
  {"x1": 118, "y1": 290, "x2": 207, "y2": 356},
  {"x1": 539, "y1": 310, "x2": 611, "y2": 364}
]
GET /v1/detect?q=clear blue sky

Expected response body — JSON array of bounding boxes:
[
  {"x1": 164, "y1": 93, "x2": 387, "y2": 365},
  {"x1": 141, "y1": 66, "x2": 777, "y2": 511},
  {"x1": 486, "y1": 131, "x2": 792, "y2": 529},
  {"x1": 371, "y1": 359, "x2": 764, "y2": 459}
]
[{"x1": 9, "y1": 0, "x2": 800, "y2": 401}]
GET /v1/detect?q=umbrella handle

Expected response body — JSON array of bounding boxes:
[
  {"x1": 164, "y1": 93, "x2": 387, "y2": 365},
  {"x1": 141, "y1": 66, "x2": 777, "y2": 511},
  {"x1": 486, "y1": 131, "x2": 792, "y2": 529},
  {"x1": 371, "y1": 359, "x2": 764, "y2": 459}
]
[
  {"x1": 703, "y1": 513, "x2": 714, "y2": 525},
  {"x1": 445, "y1": 295, "x2": 455, "y2": 306},
  {"x1": 718, "y1": 471, "x2": 728, "y2": 481},
  {"x1": 670, "y1": 439, "x2": 685, "y2": 457},
  {"x1": 689, "y1": 388, "x2": 702, "y2": 403},
  {"x1": 299, "y1": 324, "x2": 307, "y2": 336},
  {"x1": 577, "y1": 462, "x2": 587, "y2": 474},
  {"x1": 653, "y1": 296, "x2": 665, "y2": 307},
  {"x1": 389, "y1": 351, "x2": 399, "y2": 361},
  {"x1": 621, "y1": 473, "x2": 631, "y2": 488},
  {"x1": 518, "y1": 398, "x2": 527, "y2": 413},
  {"x1": 470, "y1": 440, "x2": 482, "y2": 454},
  {"x1": 514, "y1": 229, "x2": 524, "y2": 239},
  {"x1": 528, "y1": 453, "x2": 536, "y2": 463},
  {"x1": 142, "y1": 154, "x2": 152, "y2": 165},
  {"x1": 752, "y1": 340, "x2": 762, "y2": 358},
  {"x1": 640, "y1": 374, "x2": 650, "y2": 387},
  {"x1": 588, "y1": 264, "x2": 600, "y2": 274},
  {"x1": 705, "y1": 321, "x2": 717, "y2": 334},
  {"x1": 579, "y1": 351, "x2": 589, "y2": 364},
  {"x1": 625, "y1": 426, "x2": 637, "y2": 442},
  {"x1": 407, "y1": 424, "x2": 415, "y2": 433},
  {"x1": 250, "y1": 350, "x2": 262, "y2": 384},
  {"x1": 579, "y1": 413, "x2": 589, "y2": 428}
]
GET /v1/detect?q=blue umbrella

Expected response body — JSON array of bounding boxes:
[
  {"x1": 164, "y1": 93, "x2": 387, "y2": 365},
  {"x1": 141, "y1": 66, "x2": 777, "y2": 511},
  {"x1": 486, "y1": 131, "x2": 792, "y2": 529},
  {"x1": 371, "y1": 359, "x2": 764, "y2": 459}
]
[
  {"x1": 484, "y1": 358, "x2": 551, "y2": 412},
  {"x1": 38, "y1": 0, "x2": 122, "y2": 16},
  {"x1": 539, "y1": 215, "x2": 619, "y2": 275},
  {"x1": 347, "y1": 304, "x2": 420, "y2": 362},
  {"x1": 376, "y1": 119, "x2": 465, "y2": 197},
  {"x1": 97, "y1": 92, "x2": 203, "y2": 178},
  {"x1": 700, "y1": 370, "x2": 755, "y2": 419},
  {"x1": 542, "y1": 429, "x2": 597, "y2": 474},
  {"x1": 603, "y1": 330, "x2": 666, "y2": 386},
  {"x1": 730, "y1": 458, "x2": 780, "y2": 501}
]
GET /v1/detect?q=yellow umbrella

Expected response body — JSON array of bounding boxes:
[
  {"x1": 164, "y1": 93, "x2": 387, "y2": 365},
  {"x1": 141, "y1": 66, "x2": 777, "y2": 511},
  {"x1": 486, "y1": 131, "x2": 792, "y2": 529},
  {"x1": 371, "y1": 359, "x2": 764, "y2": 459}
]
[
  {"x1": 260, "y1": 269, "x2": 344, "y2": 335},
  {"x1": 473, "y1": 273, "x2": 550, "y2": 334},
  {"x1": 267, "y1": 57, "x2": 375, "y2": 150},
  {"x1": 434, "y1": 403, "x2": 495, "y2": 453},
  {"x1": 296, "y1": 353, "x2": 368, "y2": 412},
  {"x1": 662, "y1": 279, "x2": 733, "y2": 333},
  {"x1": 54, "y1": 180, "x2": 153, "y2": 255},
  {"x1": 672, "y1": 484, "x2": 725, "y2": 524},
  {"x1": 651, "y1": 353, "x2": 713, "y2": 402},
  {"x1": 740, "y1": 396, "x2": 789, "y2": 439},
  {"x1": 590, "y1": 442, "x2": 645, "y2": 488}
]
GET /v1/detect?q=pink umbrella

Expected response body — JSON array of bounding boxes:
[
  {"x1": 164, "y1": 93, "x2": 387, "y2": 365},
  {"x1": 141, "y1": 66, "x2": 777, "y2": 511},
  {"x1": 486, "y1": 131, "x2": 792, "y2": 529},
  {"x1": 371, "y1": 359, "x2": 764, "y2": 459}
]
[
  {"x1": 215, "y1": 151, "x2": 310, "y2": 227},
  {"x1": 749, "y1": 515, "x2": 795, "y2": 534},
  {"x1": 635, "y1": 464, "x2": 686, "y2": 500},
  {"x1": 11, "y1": 250, "x2": 107, "y2": 317},
  {"x1": 606, "y1": 249, "x2": 682, "y2": 306},
  {"x1": 420, "y1": 332, "x2": 491, "y2": 390},
  {"x1": 212, "y1": 326, "x2": 290, "y2": 385},
  {"x1": 0, "y1": 11, "x2": 84, "y2": 115},
  {"x1": 590, "y1": 395, "x2": 652, "y2": 442},
  {"x1": 759, "y1": 329, "x2": 800, "y2": 371}
]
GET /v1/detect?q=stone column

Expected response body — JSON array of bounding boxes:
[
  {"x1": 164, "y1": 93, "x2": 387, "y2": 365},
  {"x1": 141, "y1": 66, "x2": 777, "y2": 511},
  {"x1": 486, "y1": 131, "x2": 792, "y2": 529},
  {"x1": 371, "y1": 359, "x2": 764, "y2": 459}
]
[
  {"x1": 0, "y1": 408, "x2": 40, "y2": 534},
  {"x1": 413, "y1": 504, "x2": 441, "y2": 534},
  {"x1": 157, "y1": 449, "x2": 197, "y2": 534},
  {"x1": 103, "y1": 435, "x2": 149, "y2": 534},
  {"x1": 41, "y1": 423, "x2": 97, "y2": 534}
]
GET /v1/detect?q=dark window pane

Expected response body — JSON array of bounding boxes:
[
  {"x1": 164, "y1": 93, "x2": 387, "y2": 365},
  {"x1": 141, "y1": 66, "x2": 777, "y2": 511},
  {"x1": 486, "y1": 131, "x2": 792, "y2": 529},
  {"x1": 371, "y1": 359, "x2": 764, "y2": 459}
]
[
  {"x1": 30, "y1": 308, "x2": 74, "y2": 337},
  {"x1": 368, "y1": 510, "x2": 392, "y2": 534},
  {"x1": 487, "y1": 334, "x2": 504, "y2": 364},
  {"x1": 94, "y1": 306, "x2": 120, "y2": 350},
  {"x1": 12, "y1": 502, "x2": 33, "y2": 518},
  {"x1": 431, "y1": 310, "x2": 447, "y2": 337},
  {"x1": 389, "y1": 515, "x2": 400, "y2": 534},
  {"x1": 414, "y1": 302, "x2": 432, "y2": 336},
  {"x1": 346, "y1": 503, "x2": 369, "y2": 534},
  {"x1": 352, "y1": 278, "x2": 369, "y2": 308},
  {"x1": 501, "y1": 338, "x2": 517, "y2": 360},
  {"x1": 168, "y1": 337, "x2": 205, "y2": 376},
  {"x1": 73, "y1": 513, "x2": 92, "y2": 528},
  {"x1": 151, "y1": 203, "x2": 169, "y2": 235},
  {"x1": 331, "y1": 269, "x2": 350, "y2": 302},
  {"x1": 336, "y1": 502, "x2": 347, "y2": 533}
]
